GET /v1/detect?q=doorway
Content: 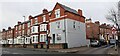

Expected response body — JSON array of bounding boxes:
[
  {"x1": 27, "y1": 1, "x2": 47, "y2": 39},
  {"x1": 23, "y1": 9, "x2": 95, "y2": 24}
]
[{"x1": 53, "y1": 34, "x2": 55, "y2": 44}]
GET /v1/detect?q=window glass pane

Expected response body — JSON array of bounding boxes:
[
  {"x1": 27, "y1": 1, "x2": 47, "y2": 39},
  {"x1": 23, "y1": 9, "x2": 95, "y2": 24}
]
[{"x1": 55, "y1": 9, "x2": 60, "y2": 18}]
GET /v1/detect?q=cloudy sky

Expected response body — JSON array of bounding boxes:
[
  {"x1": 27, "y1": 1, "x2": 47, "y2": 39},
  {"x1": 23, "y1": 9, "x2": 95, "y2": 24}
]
[{"x1": 0, "y1": 0, "x2": 119, "y2": 30}]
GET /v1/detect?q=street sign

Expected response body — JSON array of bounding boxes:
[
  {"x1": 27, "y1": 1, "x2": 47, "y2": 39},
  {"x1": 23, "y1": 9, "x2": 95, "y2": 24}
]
[{"x1": 112, "y1": 27, "x2": 117, "y2": 34}]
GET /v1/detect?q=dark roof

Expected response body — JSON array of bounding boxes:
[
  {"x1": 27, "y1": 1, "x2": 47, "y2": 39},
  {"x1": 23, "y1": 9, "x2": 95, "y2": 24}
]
[
  {"x1": 34, "y1": 11, "x2": 52, "y2": 18},
  {"x1": 58, "y1": 3, "x2": 79, "y2": 15}
]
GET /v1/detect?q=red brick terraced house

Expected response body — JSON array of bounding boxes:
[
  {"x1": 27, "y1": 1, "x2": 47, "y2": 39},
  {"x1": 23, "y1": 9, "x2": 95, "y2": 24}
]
[
  {"x1": 1, "y1": 2, "x2": 87, "y2": 49},
  {"x1": 30, "y1": 9, "x2": 51, "y2": 48},
  {"x1": 86, "y1": 18, "x2": 113, "y2": 44},
  {"x1": 1, "y1": 29, "x2": 7, "y2": 46}
]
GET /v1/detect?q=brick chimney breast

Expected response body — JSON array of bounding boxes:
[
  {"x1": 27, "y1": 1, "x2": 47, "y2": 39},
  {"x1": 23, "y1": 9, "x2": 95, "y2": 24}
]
[
  {"x1": 43, "y1": 9, "x2": 48, "y2": 13},
  {"x1": 78, "y1": 9, "x2": 82, "y2": 16}
]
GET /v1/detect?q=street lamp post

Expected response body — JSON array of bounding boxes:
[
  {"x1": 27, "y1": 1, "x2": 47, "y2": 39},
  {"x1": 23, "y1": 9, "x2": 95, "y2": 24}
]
[{"x1": 23, "y1": 16, "x2": 26, "y2": 48}]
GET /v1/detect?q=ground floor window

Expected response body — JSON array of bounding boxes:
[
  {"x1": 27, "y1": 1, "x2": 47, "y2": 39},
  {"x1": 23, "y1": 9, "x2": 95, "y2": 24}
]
[
  {"x1": 40, "y1": 34, "x2": 46, "y2": 42},
  {"x1": 32, "y1": 36, "x2": 38, "y2": 43},
  {"x1": 25, "y1": 37, "x2": 31, "y2": 44}
]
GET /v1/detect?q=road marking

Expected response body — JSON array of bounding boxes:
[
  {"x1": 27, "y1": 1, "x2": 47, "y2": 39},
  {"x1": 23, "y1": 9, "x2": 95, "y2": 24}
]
[{"x1": 3, "y1": 51, "x2": 10, "y2": 53}]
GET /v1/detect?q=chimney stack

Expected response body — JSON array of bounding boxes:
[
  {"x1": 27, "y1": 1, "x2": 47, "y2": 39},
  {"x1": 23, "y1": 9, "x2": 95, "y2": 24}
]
[
  {"x1": 29, "y1": 15, "x2": 33, "y2": 20},
  {"x1": 78, "y1": 9, "x2": 82, "y2": 16},
  {"x1": 43, "y1": 9, "x2": 48, "y2": 13},
  {"x1": 95, "y1": 21, "x2": 100, "y2": 25},
  {"x1": 8, "y1": 27, "x2": 11, "y2": 30},
  {"x1": 2, "y1": 29, "x2": 5, "y2": 31},
  {"x1": 18, "y1": 21, "x2": 21, "y2": 25}
]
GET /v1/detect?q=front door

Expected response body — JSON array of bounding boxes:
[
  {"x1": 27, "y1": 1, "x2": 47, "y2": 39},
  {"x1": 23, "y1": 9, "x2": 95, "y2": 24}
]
[{"x1": 53, "y1": 34, "x2": 55, "y2": 44}]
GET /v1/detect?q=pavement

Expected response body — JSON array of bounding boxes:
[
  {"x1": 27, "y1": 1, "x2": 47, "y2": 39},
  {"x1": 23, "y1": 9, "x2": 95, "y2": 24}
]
[
  {"x1": 3, "y1": 46, "x2": 91, "y2": 53},
  {"x1": 107, "y1": 45, "x2": 118, "y2": 55},
  {"x1": 2, "y1": 45, "x2": 117, "y2": 54},
  {"x1": 47, "y1": 46, "x2": 91, "y2": 53}
]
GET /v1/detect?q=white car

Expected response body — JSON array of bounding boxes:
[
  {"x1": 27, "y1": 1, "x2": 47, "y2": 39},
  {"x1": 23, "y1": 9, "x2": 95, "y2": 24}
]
[
  {"x1": 90, "y1": 40, "x2": 101, "y2": 47},
  {"x1": 109, "y1": 39, "x2": 116, "y2": 45}
]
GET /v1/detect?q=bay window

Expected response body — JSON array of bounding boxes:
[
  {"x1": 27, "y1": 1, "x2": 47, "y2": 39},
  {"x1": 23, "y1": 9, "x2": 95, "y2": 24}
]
[
  {"x1": 40, "y1": 34, "x2": 46, "y2": 42},
  {"x1": 40, "y1": 24, "x2": 47, "y2": 31},
  {"x1": 31, "y1": 26, "x2": 38, "y2": 33},
  {"x1": 32, "y1": 35, "x2": 38, "y2": 43}
]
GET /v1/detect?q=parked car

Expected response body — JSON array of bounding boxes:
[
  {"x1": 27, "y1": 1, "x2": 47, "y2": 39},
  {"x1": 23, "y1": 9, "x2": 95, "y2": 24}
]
[
  {"x1": 109, "y1": 39, "x2": 116, "y2": 45},
  {"x1": 99, "y1": 39, "x2": 107, "y2": 45},
  {"x1": 90, "y1": 40, "x2": 101, "y2": 47}
]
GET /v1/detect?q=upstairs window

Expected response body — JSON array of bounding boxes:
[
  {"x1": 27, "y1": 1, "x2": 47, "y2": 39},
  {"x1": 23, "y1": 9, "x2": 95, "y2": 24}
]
[
  {"x1": 22, "y1": 30, "x2": 24, "y2": 35},
  {"x1": 16, "y1": 27, "x2": 17, "y2": 30},
  {"x1": 35, "y1": 18, "x2": 38, "y2": 24},
  {"x1": 27, "y1": 29, "x2": 30, "y2": 34},
  {"x1": 56, "y1": 21, "x2": 60, "y2": 29},
  {"x1": 22, "y1": 24, "x2": 24, "y2": 29},
  {"x1": 55, "y1": 9, "x2": 60, "y2": 18},
  {"x1": 73, "y1": 21, "x2": 75, "y2": 28},
  {"x1": 28, "y1": 22, "x2": 30, "y2": 27},
  {"x1": 40, "y1": 24, "x2": 47, "y2": 31},
  {"x1": 42, "y1": 15, "x2": 46, "y2": 22},
  {"x1": 87, "y1": 25, "x2": 90, "y2": 28},
  {"x1": 19, "y1": 25, "x2": 21, "y2": 30},
  {"x1": 32, "y1": 27, "x2": 35, "y2": 32}
]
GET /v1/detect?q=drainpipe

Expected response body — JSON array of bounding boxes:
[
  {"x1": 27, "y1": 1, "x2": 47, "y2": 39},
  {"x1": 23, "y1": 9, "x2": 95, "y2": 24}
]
[{"x1": 64, "y1": 11, "x2": 67, "y2": 49}]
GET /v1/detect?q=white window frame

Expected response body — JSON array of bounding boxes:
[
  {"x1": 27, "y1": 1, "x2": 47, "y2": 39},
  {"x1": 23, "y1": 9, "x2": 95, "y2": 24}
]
[
  {"x1": 19, "y1": 25, "x2": 21, "y2": 30},
  {"x1": 55, "y1": 9, "x2": 60, "y2": 18},
  {"x1": 27, "y1": 29, "x2": 30, "y2": 35},
  {"x1": 40, "y1": 24, "x2": 47, "y2": 31},
  {"x1": 16, "y1": 27, "x2": 17, "y2": 30},
  {"x1": 42, "y1": 15, "x2": 46, "y2": 22},
  {"x1": 35, "y1": 18, "x2": 38, "y2": 24},
  {"x1": 22, "y1": 30, "x2": 24, "y2": 35},
  {"x1": 56, "y1": 34, "x2": 61, "y2": 40},
  {"x1": 23, "y1": 24, "x2": 24, "y2": 29},
  {"x1": 40, "y1": 34, "x2": 46, "y2": 42},
  {"x1": 32, "y1": 35, "x2": 38, "y2": 43},
  {"x1": 32, "y1": 27, "x2": 35, "y2": 33},
  {"x1": 73, "y1": 21, "x2": 76, "y2": 28},
  {"x1": 28, "y1": 22, "x2": 31, "y2": 27}
]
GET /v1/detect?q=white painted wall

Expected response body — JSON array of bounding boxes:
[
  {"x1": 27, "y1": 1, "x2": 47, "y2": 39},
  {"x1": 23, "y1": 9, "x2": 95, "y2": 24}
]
[
  {"x1": 50, "y1": 19, "x2": 66, "y2": 44},
  {"x1": 50, "y1": 18, "x2": 87, "y2": 48},
  {"x1": 66, "y1": 19, "x2": 87, "y2": 48}
]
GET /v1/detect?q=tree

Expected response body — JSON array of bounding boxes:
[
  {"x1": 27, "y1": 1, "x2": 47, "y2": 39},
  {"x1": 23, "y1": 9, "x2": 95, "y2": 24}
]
[{"x1": 105, "y1": 2, "x2": 120, "y2": 47}]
